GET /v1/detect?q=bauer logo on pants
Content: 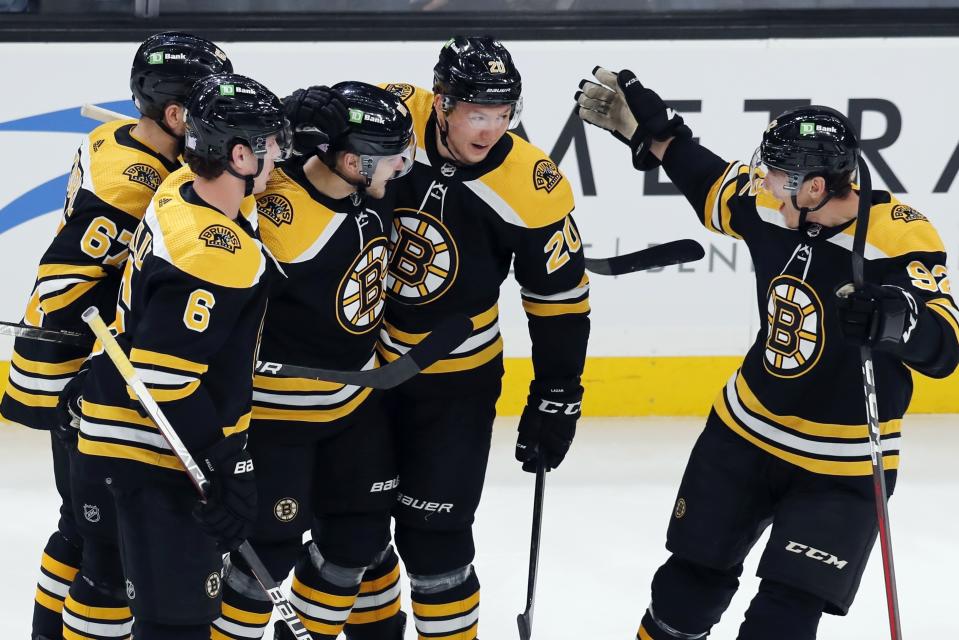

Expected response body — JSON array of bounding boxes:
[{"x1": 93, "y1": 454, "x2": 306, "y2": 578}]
[{"x1": 763, "y1": 275, "x2": 824, "y2": 379}]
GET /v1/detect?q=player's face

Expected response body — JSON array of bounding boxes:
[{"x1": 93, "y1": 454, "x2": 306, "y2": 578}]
[
  {"x1": 442, "y1": 101, "x2": 512, "y2": 164},
  {"x1": 366, "y1": 154, "x2": 406, "y2": 199},
  {"x1": 252, "y1": 136, "x2": 284, "y2": 194},
  {"x1": 764, "y1": 168, "x2": 828, "y2": 227}
]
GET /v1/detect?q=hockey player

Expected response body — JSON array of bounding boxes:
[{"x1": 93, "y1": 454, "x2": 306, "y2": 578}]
[
  {"x1": 72, "y1": 72, "x2": 290, "y2": 640},
  {"x1": 212, "y1": 82, "x2": 415, "y2": 640},
  {"x1": 576, "y1": 68, "x2": 959, "y2": 639},
  {"x1": 0, "y1": 32, "x2": 231, "y2": 640},
  {"x1": 362, "y1": 36, "x2": 591, "y2": 639}
]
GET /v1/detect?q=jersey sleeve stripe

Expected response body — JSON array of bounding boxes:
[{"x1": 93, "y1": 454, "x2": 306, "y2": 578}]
[
  {"x1": 37, "y1": 264, "x2": 109, "y2": 280},
  {"x1": 11, "y1": 352, "x2": 87, "y2": 376},
  {"x1": 38, "y1": 280, "x2": 99, "y2": 315},
  {"x1": 927, "y1": 298, "x2": 959, "y2": 341},
  {"x1": 522, "y1": 298, "x2": 591, "y2": 317},
  {"x1": 129, "y1": 348, "x2": 208, "y2": 376},
  {"x1": 702, "y1": 162, "x2": 744, "y2": 239}
]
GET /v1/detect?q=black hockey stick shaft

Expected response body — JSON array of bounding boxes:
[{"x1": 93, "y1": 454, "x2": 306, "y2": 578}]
[
  {"x1": 0, "y1": 320, "x2": 91, "y2": 347},
  {"x1": 850, "y1": 161, "x2": 902, "y2": 640},
  {"x1": 81, "y1": 307, "x2": 311, "y2": 640},
  {"x1": 585, "y1": 239, "x2": 705, "y2": 276},
  {"x1": 517, "y1": 459, "x2": 546, "y2": 640},
  {"x1": 256, "y1": 314, "x2": 472, "y2": 389}
]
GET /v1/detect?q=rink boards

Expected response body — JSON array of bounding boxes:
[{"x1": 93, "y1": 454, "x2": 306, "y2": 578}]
[{"x1": 0, "y1": 38, "x2": 956, "y2": 415}]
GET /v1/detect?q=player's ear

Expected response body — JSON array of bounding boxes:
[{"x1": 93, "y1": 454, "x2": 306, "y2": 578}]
[{"x1": 163, "y1": 102, "x2": 184, "y2": 134}]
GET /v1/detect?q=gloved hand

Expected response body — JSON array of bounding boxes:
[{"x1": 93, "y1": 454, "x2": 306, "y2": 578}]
[
  {"x1": 836, "y1": 283, "x2": 921, "y2": 353},
  {"x1": 282, "y1": 85, "x2": 351, "y2": 158},
  {"x1": 575, "y1": 66, "x2": 691, "y2": 170},
  {"x1": 54, "y1": 361, "x2": 89, "y2": 444},
  {"x1": 515, "y1": 381, "x2": 583, "y2": 473},
  {"x1": 193, "y1": 435, "x2": 257, "y2": 551}
]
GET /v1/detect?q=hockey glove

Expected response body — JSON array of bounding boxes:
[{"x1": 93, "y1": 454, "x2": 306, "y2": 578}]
[
  {"x1": 836, "y1": 283, "x2": 922, "y2": 354},
  {"x1": 54, "y1": 360, "x2": 89, "y2": 444},
  {"x1": 575, "y1": 67, "x2": 691, "y2": 170},
  {"x1": 193, "y1": 434, "x2": 257, "y2": 551},
  {"x1": 282, "y1": 85, "x2": 351, "y2": 158},
  {"x1": 515, "y1": 381, "x2": 583, "y2": 473}
]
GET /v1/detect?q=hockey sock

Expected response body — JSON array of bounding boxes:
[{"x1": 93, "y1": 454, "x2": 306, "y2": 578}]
[
  {"x1": 212, "y1": 557, "x2": 273, "y2": 640},
  {"x1": 410, "y1": 566, "x2": 479, "y2": 640},
  {"x1": 285, "y1": 546, "x2": 363, "y2": 639},
  {"x1": 34, "y1": 531, "x2": 82, "y2": 640},
  {"x1": 62, "y1": 575, "x2": 132, "y2": 640},
  {"x1": 737, "y1": 579, "x2": 824, "y2": 640},
  {"x1": 344, "y1": 546, "x2": 405, "y2": 639}
]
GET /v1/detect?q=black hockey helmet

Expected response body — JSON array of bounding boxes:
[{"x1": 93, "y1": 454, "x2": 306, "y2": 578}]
[
  {"x1": 184, "y1": 73, "x2": 292, "y2": 164},
  {"x1": 130, "y1": 32, "x2": 232, "y2": 121},
  {"x1": 757, "y1": 105, "x2": 859, "y2": 192},
  {"x1": 333, "y1": 81, "x2": 415, "y2": 181},
  {"x1": 434, "y1": 36, "x2": 522, "y2": 123}
]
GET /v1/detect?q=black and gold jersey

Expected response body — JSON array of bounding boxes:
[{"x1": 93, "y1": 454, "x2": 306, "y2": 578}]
[
  {"x1": 663, "y1": 137, "x2": 959, "y2": 477},
  {"x1": 378, "y1": 84, "x2": 590, "y2": 392},
  {"x1": 76, "y1": 167, "x2": 270, "y2": 478},
  {"x1": 253, "y1": 162, "x2": 391, "y2": 429},
  {"x1": 0, "y1": 120, "x2": 180, "y2": 430}
]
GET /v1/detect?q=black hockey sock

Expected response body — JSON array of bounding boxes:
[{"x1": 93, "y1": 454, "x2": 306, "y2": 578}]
[
  {"x1": 133, "y1": 621, "x2": 210, "y2": 640},
  {"x1": 410, "y1": 567, "x2": 479, "y2": 640},
  {"x1": 737, "y1": 579, "x2": 825, "y2": 640},
  {"x1": 33, "y1": 530, "x2": 82, "y2": 640},
  {"x1": 344, "y1": 545, "x2": 405, "y2": 639},
  {"x1": 283, "y1": 551, "x2": 362, "y2": 639},
  {"x1": 212, "y1": 567, "x2": 273, "y2": 639},
  {"x1": 62, "y1": 573, "x2": 132, "y2": 640}
]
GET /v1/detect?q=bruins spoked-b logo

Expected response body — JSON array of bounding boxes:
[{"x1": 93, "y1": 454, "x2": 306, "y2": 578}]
[
  {"x1": 764, "y1": 275, "x2": 824, "y2": 378},
  {"x1": 337, "y1": 238, "x2": 388, "y2": 334},
  {"x1": 123, "y1": 163, "x2": 162, "y2": 191},
  {"x1": 274, "y1": 498, "x2": 299, "y2": 523},
  {"x1": 205, "y1": 572, "x2": 221, "y2": 598},
  {"x1": 533, "y1": 159, "x2": 562, "y2": 193},
  {"x1": 387, "y1": 209, "x2": 458, "y2": 305},
  {"x1": 199, "y1": 224, "x2": 241, "y2": 253},
  {"x1": 258, "y1": 193, "x2": 294, "y2": 226}
]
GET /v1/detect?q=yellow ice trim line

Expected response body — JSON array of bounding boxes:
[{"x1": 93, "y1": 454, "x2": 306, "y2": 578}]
[{"x1": 1, "y1": 357, "x2": 956, "y2": 418}]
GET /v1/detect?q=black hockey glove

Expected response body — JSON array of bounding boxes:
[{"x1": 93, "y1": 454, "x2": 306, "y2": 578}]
[
  {"x1": 193, "y1": 435, "x2": 257, "y2": 551},
  {"x1": 54, "y1": 361, "x2": 89, "y2": 445},
  {"x1": 575, "y1": 66, "x2": 691, "y2": 171},
  {"x1": 836, "y1": 283, "x2": 923, "y2": 354},
  {"x1": 515, "y1": 381, "x2": 583, "y2": 473},
  {"x1": 282, "y1": 85, "x2": 351, "y2": 158}
]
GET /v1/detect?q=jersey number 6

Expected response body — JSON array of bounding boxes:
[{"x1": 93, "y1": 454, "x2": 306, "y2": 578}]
[{"x1": 184, "y1": 289, "x2": 216, "y2": 332}]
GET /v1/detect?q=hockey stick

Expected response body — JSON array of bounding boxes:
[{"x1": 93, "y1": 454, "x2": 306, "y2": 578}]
[
  {"x1": 80, "y1": 103, "x2": 128, "y2": 123},
  {"x1": 584, "y1": 238, "x2": 705, "y2": 276},
  {"x1": 0, "y1": 320, "x2": 91, "y2": 347},
  {"x1": 255, "y1": 314, "x2": 473, "y2": 390},
  {"x1": 850, "y1": 161, "x2": 902, "y2": 640},
  {"x1": 81, "y1": 306, "x2": 312, "y2": 640},
  {"x1": 516, "y1": 458, "x2": 546, "y2": 640}
]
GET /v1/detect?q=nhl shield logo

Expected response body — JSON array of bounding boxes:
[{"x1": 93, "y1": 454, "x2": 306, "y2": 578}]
[
  {"x1": 257, "y1": 193, "x2": 294, "y2": 227},
  {"x1": 440, "y1": 163, "x2": 457, "y2": 178},
  {"x1": 123, "y1": 163, "x2": 162, "y2": 191},
  {"x1": 82, "y1": 503, "x2": 101, "y2": 523},
  {"x1": 205, "y1": 572, "x2": 221, "y2": 598},
  {"x1": 274, "y1": 498, "x2": 299, "y2": 523},
  {"x1": 532, "y1": 159, "x2": 562, "y2": 193},
  {"x1": 199, "y1": 224, "x2": 242, "y2": 253}
]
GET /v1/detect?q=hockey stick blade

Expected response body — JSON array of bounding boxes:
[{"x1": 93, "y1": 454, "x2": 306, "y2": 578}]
[
  {"x1": 255, "y1": 314, "x2": 473, "y2": 390},
  {"x1": 585, "y1": 239, "x2": 705, "y2": 276},
  {"x1": 0, "y1": 320, "x2": 91, "y2": 346}
]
